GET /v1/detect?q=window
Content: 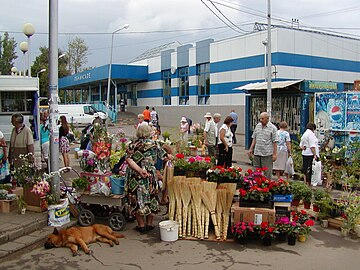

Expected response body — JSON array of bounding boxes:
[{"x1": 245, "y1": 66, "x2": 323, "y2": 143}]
[
  {"x1": 130, "y1": 84, "x2": 137, "y2": 106},
  {"x1": 1, "y1": 91, "x2": 32, "y2": 113},
  {"x1": 178, "y1": 67, "x2": 189, "y2": 105},
  {"x1": 197, "y1": 63, "x2": 210, "y2": 105},
  {"x1": 162, "y1": 70, "x2": 171, "y2": 105}
]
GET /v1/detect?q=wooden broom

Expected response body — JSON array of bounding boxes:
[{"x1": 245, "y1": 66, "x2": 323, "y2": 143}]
[
  {"x1": 180, "y1": 181, "x2": 191, "y2": 238},
  {"x1": 167, "y1": 177, "x2": 176, "y2": 221},
  {"x1": 219, "y1": 183, "x2": 237, "y2": 241},
  {"x1": 201, "y1": 189, "x2": 220, "y2": 240},
  {"x1": 189, "y1": 183, "x2": 203, "y2": 240},
  {"x1": 173, "y1": 176, "x2": 184, "y2": 237},
  {"x1": 216, "y1": 188, "x2": 227, "y2": 239}
]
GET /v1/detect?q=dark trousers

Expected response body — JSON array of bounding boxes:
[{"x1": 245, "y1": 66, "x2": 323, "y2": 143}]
[
  {"x1": 217, "y1": 144, "x2": 232, "y2": 168},
  {"x1": 230, "y1": 124, "x2": 237, "y2": 144},
  {"x1": 302, "y1": 155, "x2": 314, "y2": 184}
]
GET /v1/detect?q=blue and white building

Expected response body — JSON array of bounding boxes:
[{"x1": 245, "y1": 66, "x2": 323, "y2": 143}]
[{"x1": 59, "y1": 25, "x2": 360, "y2": 142}]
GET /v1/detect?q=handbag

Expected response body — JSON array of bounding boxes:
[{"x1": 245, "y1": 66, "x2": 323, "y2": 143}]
[{"x1": 311, "y1": 160, "x2": 322, "y2": 186}]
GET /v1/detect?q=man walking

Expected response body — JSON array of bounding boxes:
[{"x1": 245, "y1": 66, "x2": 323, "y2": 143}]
[
  {"x1": 229, "y1": 109, "x2": 238, "y2": 144},
  {"x1": 248, "y1": 112, "x2": 278, "y2": 179},
  {"x1": 142, "y1": 106, "x2": 151, "y2": 123}
]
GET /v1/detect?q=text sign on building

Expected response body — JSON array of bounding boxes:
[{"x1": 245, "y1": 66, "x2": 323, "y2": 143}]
[
  {"x1": 308, "y1": 81, "x2": 337, "y2": 91},
  {"x1": 74, "y1": 72, "x2": 91, "y2": 82}
]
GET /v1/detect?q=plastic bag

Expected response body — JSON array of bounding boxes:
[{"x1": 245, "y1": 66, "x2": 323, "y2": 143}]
[
  {"x1": 48, "y1": 198, "x2": 70, "y2": 227},
  {"x1": 284, "y1": 156, "x2": 295, "y2": 176},
  {"x1": 311, "y1": 160, "x2": 322, "y2": 186}
]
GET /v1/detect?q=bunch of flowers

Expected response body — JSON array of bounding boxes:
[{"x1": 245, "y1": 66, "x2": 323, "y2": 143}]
[
  {"x1": 79, "y1": 150, "x2": 98, "y2": 172},
  {"x1": 174, "y1": 154, "x2": 212, "y2": 172},
  {"x1": 271, "y1": 178, "x2": 292, "y2": 195},
  {"x1": 291, "y1": 210, "x2": 311, "y2": 224},
  {"x1": 258, "y1": 222, "x2": 278, "y2": 240},
  {"x1": 238, "y1": 168, "x2": 277, "y2": 201},
  {"x1": 31, "y1": 179, "x2": 50, "y2": 197},
  {"x1": 231, "y1": 221, "x2": 255, "y2": 239},
  {"x1": 207, "y1": 166, "x2": 243, "y2": 183},
  {"x1": 11, "y1": 153, "x2": 38, "y2": 187},
  {"x1": 275, "y1": 216, "x2": 301, "y2": 237},
  {"x1": 298, "y1": 219, "x2": 315, "y2": 235}
]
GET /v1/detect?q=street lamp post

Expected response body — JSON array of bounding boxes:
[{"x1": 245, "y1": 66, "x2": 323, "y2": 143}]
[
  {"x1": 106, "y1": 24, "x2": 129, "y2": 129},
  {"x1": 266, "y1": 0, "x2": 272, "y2": 119},
  {"x1": 19, "y1": 42, "x2": 28, "y2": 76},
  {"x1": 37, "y1": 68, "x2": 46, "y2": 78},
  {"x1": 23, "y1": 23, "x2": 35, "y2": 77}
]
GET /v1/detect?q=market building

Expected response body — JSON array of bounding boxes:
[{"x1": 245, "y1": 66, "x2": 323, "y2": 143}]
[{"x1": 58, "y1": 25, "x2": 360, "y2": 146}]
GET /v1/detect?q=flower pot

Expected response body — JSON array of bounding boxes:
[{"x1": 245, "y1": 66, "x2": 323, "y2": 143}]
[
  {"x1": 341, "y1": 228, "x2": 350, "y2": 237},
  {"x1": 277, "y1": 232, "x2": 287, "y2": 242},
  {"x1": 287, "y1": 235, "x2": 296, "y2": 245},
  {"x1": 235, "y1": 237, "x2": 246, "y2": 245},
  {"x1": 312, "y1": 204, "x2": 320, "y2": 212},
  {"x1": 20, "y1": 208, "x2": 26, "y2": 215},
  {"x1": 291, "y1": 199, "x2": 300, "y2": 206},
  {"x1": 321, "y1": 219, "x2": 329, "y2": 228},
  {"x1": 262, "y1": 236, "x2": 272, "y2": 246},
  {"x1": 298, "y1": 234, "x2": 307, "y2": 242},
  {"x1": 303, "y1": 201, "x2": 311, "y2": 209}
]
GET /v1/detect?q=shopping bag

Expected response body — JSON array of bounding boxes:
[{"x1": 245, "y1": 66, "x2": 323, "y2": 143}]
[
  {"x1": 311, "y1": 160, "x2": 322, "y2": 186},
  {"x1": 284, "y1": 156, "x2": 295, "y2": 176},
  {"x1": 48, "y1": 198, "x2": 70, "y2": 227}
]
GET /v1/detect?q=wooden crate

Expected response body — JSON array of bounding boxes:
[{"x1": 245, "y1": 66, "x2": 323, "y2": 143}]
[
  {"x1": 0, "y1": 199, "x2": 18, "y2": 213},
  {"x1": 328, "y1": 217, "x2": 344, "y2": 230}
]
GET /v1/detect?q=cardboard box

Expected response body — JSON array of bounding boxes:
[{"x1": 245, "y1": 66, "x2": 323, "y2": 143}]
[
  {"x1": 231, "y1": 202, "x2": 276, "y2": 225},
  {"x1": 0, "y1": 199, "x2": 18, "y2": 213}
]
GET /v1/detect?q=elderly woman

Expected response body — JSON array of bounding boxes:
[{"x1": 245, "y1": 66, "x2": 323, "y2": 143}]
[
  {"x1": 217, "y1": 116, "x2": 233, "y2": 168},
  {"x1": 135, "y1": 114, "x2": 148, "y2": 130},
  {"x1": 125, "y1": 124, "x2": 171, "y2": 233}
]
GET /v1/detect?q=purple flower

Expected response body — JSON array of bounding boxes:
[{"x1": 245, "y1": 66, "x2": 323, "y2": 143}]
[{"x1": 87, "y1": 159, "x2": 94, "y2": 166}]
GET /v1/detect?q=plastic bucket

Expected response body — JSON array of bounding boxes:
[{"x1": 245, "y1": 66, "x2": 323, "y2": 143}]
[
  {"x1": 159, "y1": 220, "x2": 179, "y2": 242},
  {"x1": 110, "y1": 176, "x2": 125, "y2": 195}
]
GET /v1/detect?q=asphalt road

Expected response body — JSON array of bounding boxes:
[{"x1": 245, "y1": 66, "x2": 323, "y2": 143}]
[{"x1": 0, "y1": 217, "x2": 359, "y2": 270}]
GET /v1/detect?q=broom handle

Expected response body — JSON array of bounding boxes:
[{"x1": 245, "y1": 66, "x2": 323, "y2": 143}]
[
  {"x1": 205, "y1": 210, "x2": 210, "y2": 239},
  {"x1": 187, "y1": 205, "x2": 192, "y2": 237},
  {"x1": 210, "y1": 213, "x2": 220, "y2": 240},
  {"x1": 182, "y1": 205, "x2": 187, "y2": 238},
  {"x1": 200, "y1": 204, "x2": 204, "y2": 240}
]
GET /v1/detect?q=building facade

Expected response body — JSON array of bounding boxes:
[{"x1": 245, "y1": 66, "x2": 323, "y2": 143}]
[{"x1": 59, "y1": 26, "x2": 360, "y2": 134}]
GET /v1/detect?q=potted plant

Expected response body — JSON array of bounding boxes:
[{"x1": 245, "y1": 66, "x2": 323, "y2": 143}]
[
  {"x1": 258, "y1": 222, "x2": 278, "y2": 246},
  {"x1": 312, "y1": 188, "x2": 327, "y2": 212},
  {"x1": 231, "y1": 221, "x2": 255, "y2": 244},
  {"x1": 72, "y1": 177, "x2": 89, "y2": 193},
  {"x1": 297, "y1": 219, "x2": 315, "y2": 242},
  {"x1": 290, "y1": 181, "x2": 305, "y2": 206},
  {"x1": 302, "y1": 185, "x2": 313, "y2": 209},
  {"x1": 275, "y1": 216, "x2": 290, "y2": 241},
  {"x1": 286, "y1": 221, "x2": 300, "y2": 246},
  {"x1": 18, "y1": 196, "x2": 27, "y2": 214}
]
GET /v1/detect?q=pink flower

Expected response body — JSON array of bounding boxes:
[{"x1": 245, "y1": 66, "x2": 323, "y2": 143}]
[{"x1": 195, "y1": 155, "x2": 203, "y2": 161}]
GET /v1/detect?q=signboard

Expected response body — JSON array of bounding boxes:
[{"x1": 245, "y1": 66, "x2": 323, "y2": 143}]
[{"x1": 315, "y1": 92, "x2": 360, "y2": 132}]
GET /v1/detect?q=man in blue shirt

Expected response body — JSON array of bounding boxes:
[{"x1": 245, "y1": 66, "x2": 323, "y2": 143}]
[{"x1": 229, "y1": 109, "x2": 238, "y2": 144}]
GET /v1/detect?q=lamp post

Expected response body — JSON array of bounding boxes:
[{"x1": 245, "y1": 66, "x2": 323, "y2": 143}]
[
  {"x1": 106, "y1": 24, "x2": 129, "y2": 129},
  {"x1": 37, "y1": 68, "x2": 46, "y2": 78},
  {"x1": 19, "y1": 41, "x2": 28, "y2": 76},
  {"x1": 58, "y1": 53, "x2": 66, "y2": 60},
  {"x1": 266, "y1": 0, "x2": 272, "y2": 119},
  {"x1": 23, "y1": 23, "x2": 35, "y2": 77}
]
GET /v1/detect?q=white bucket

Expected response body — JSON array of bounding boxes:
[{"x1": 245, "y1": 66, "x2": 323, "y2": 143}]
[{"x1": 159, "y1": 220, "x2": 179, "y2": 242}]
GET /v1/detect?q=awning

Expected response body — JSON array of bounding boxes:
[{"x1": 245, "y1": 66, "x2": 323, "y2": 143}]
[
  {"x1": 0, "y1": 86, "x2": 38, "y2": 91},
  {"x1": 233, "y1": 79, "x2": 304, "y2": 91}
]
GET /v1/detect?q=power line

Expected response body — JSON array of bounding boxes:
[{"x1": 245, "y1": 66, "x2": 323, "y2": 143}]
[
  {"x1": 299, "y1": 5, "x2": 360, "y2": 19},
  {"x1": 200, "y1": 0, "x2": 244, "y2": 34}
]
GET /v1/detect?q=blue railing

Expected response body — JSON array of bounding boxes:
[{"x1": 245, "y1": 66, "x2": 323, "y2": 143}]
[{"x1": 92, "y1": 101, "x2": 117, "y2": 123}]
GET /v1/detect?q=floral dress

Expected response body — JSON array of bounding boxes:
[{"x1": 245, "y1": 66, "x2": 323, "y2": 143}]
[
  {"x1": 125, "y1": 139, "x2": 167, "y2": 216},
  {"x1": 0, "y1": 147, "x2": 10, "y2": 184}
]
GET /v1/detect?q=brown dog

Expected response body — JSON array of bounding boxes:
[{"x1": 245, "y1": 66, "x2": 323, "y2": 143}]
[{"x1": 44, "y1": 224, "x2": 125, "y2": 256}]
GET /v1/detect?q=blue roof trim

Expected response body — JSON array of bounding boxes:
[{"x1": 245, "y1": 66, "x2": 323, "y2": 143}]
[{"x1": 59, "y1": 64, "x2": 148, "y2": 89}]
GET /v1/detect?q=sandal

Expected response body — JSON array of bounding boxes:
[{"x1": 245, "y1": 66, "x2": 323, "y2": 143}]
[{"x1": 135, "y1": 226, "x2": 147, "y2": 234}]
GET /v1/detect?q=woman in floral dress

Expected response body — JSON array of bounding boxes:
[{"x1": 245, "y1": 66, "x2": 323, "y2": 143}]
[
  {"x1": 59, "y1": 116, "x2": 70, "y2": 167},
  {"x1": 0, "y1": 131, "x2": 10, "y2": 184},
  {"x1": 125, "y1": 125, "x2": 170, "y2": 233}
]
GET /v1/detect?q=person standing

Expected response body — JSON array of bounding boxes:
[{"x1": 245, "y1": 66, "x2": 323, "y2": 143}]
[
  {"x1": 0, "y1": 131, "x2": 10, "y2": 184},
  {"x1": 203, "y1": 112, "x2": 217, "y2": 158},
  {"x1": 59, "y1": 116, "x2": 70, "y2": 167},
  {"x1": 229, "y1": 109, "x2": 238, "y2": 144},
  {"x1": 8, "y1": 113, "x2": 35, "y2": 169},
  {"x1": 273, "y1": 121, "x2": 292, "y2": 179},
  {"x1": 248, "y1": 112, "x2": 278, "y2": 180},
  {"x1": 142, "y1": 106, "x2": 151, "y2": 123},
  {"x1": 300, "y1": 123, "x2": 319, "y2": 185},
  {"x1": 135, "y1": 114, "x2": 148, "y2": 129},
  {"x1": 125, "y1": 125, "x2": 170, "y2": 233},
  {"x1": 217, "y1": 116, "x2": 233, "y2": 168},
  {"x1": 180, "y1": 117, "x2": 189, "y2": 142},
  {"x1": 150, "y1": 107, "x2": 158, "y2": 127},
  {"x1": 40, "y1": 112, "x2": 50, "y2": 168}
]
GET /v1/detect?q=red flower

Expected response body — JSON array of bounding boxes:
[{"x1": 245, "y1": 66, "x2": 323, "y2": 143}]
[
  {"x1": 188, "y1": 157, "x2": 195, "y2": 163},
  {"x1": 268, "y1": 227, "x2": 275, "y2": 233},
  {"x1": 205, "y1": 157, "x2": 211, "y2": 162},
  {"x1": 239, "y1": 188, "x2": 247, "y2": 196},
  {"x1": 262, "y1": 167, "x2": 268, "y2": 171},
  {"x1": 260, "y1": 230, "x2": 266, "y2": 236},
  {"x1": 247, "y1": 169, "x2": 253, "y2": 174},
  {"x1": 260, "y1": 222, "x2": 268, "y2": 229},
  {"x1": 304, "y1": 220, "x2": 315, "y2": 227},
  {"x1": 176, "y1": 153, "x2": 185, "y2": 159},
  {"x1": 301, "y1": 210, "x2": 307, "y2": 215},
  {"x1": 293, "y1": 216, "x2": 299, "y2": 222}
]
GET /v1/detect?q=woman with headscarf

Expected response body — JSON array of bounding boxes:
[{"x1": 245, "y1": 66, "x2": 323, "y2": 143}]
[{"x1": 125, "y1": 124, "x2": 171, "y2": 233}]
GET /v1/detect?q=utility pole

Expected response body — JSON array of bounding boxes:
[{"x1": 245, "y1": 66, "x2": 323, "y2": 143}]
[
  {"x1": 266, "y1": 0, "x2": 272, "y2": 119},
  {"x1": 48, "y1": 0, "x2": 60, "y2": 199}
]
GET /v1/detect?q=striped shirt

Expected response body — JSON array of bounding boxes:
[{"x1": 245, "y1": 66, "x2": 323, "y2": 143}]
[{"x1": 252, "y1": 122, "x2": 278, "y2": 156}]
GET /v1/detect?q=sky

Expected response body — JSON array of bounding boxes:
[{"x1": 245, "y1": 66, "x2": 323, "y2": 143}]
[{"x1": 1, "y1": 0, "x2": 360, "y2": 72}]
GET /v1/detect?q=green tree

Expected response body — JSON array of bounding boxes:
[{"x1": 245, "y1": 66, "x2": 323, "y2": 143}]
[
  {"x1": 0, "y1": 32, "x2": 17, "y2": 75},
  {"x1": 31, "y1": 46, "x2": 70, "y2": 97},
  {"x1": 66, "y1": 36, "x2": 88, "y2": 74}
]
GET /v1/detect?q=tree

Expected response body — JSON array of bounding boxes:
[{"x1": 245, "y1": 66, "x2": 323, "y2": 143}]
[
  {"x1": 31, "y1": 46, "x2": 70, "y2": 97},
  {"x1": 66, "y1": 36, "x2": 88, "y2": 74},
  {"x1": 0, "y1": 32, "x2": 17, "y2": 75}
]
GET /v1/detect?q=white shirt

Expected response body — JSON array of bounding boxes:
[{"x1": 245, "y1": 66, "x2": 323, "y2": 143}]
[
  {"x1": 218, "y1": 124, "x2": 233, "y2": 147},
  {"x1": 204, "y1": 119, "x2": 216, "y2": 145},
  {"x1": 300, "y1": 129, "x2": 319, "y2": 156},
  {"x1": 137, "y1": 121, "x2": 148, "y2": 129}
]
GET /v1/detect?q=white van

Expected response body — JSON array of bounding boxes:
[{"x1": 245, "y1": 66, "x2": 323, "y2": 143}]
[{"x1": 58, "y1": 104, "x2": 107, "y2": 124}]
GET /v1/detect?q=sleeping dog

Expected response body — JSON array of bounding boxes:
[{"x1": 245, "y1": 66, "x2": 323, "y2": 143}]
[{"x1": 44, "y1": 224, "x2": 124, "y2": 256}]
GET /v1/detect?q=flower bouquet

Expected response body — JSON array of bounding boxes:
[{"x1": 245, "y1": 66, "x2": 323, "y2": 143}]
[{"x1": 207, "y1": 166, "x2": 243, "y2": 184}]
